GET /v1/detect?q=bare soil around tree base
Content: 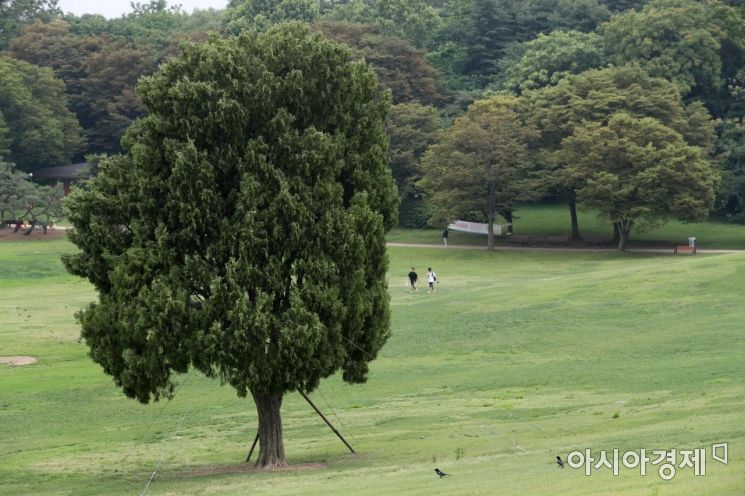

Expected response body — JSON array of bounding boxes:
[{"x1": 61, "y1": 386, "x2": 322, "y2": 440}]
[
  {"x1": 179, "y1": 462, "x2": 327, "y2": 478},
  {"x1": 0, "y1": 356, "x2": 38, "y2": 366},
  {"x1": 0, "y1": 228, "x2": 67, "y2": 241}
]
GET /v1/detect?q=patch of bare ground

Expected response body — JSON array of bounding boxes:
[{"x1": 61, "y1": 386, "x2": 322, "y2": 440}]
[
  {"x1": 0, "y1": 227, "x2": 67, "y2": 241},
  {"x1": 508, "y1": 234, "x2": 610, "y2": 248},
  {"x1": 0, "y1": 356, "x2": 37, "y2": 366},
  {"x1": 180, "y1": 462, "x2": 327, "y2": 478}
]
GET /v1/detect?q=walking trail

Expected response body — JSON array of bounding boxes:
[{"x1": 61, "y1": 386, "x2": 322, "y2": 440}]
[{"x1": 386, "y1": 242, "x2": 743, "y2": 255}]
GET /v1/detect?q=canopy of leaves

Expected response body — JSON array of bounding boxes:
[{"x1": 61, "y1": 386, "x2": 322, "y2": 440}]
[
  {"x1": 386, "y1": 102, "x2": 442, "y2": 193},
  {"x1": 528, "y1": 65, "x2": 716, "y2": 151},
  {"x1": 314, "y1": 21, "x2": 449, "y2": 106},
  {"x1": 418, "y1": 95, "x2": 539, "y2": 225},
  {"x1": 63, "y1": 24, "x2": 398, "y2": 403},
  {"x1": 497, "y1": 30, "x2": 606, "y2": 94},
  {"x1": 715, "y1": 118, "x2": 745, "y2": 221},
  {"x1": 0, "y1": 159, "x2": 64, "y2": 224},
  {"x1": 602, "y1": 0, "x2": 745, "y2": 114},
  {"x1": 9, "y1": 20, "x2": 158, "y2": 155},
  {"x1": 0, "y1": 159, "x2": 29, "y2": 220},
  {"x1": 559, "y1": 112, "x2": 719, "y2": 234},
  {"x1": 461, "y1": 0, "x2": 610, "y2": 78},
  {"x1": 321, "y1": 0, "x2": 440, "y2": 48},
  {"x1": 0, "y1": 55, "x2": 84, "y2": 171},
  {"x1": 226, "y1": 0, "x2": 320, "y2": 33},
  {"x1": 0, "y1": 0, "x2": 61, "y2": 49}
]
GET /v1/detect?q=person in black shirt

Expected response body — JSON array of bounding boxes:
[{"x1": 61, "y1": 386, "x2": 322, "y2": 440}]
[
  {"x1": 408, "y1": 267, "x2": 418, "y2": 293},
  {"x1": 442, "y1": 226, "x2": 449, "y2": 246}
]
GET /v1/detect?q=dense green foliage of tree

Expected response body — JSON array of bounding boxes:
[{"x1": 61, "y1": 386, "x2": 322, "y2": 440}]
[
  {"x1": 0, "y1": 55, "x2": 83, "y2": 171},
  {"x1": 528, "y1": 65, "x2": 716, "y2": 239},
  {"x1": 386, "y1": 103, "x2": 442, "y2": 226},
  {"x1": 314, "y1": 21, "x2": 449, "y2": 106},
  {"x1": 419, "y1": 95, "x2": 539, "y2": 248},
  {"x1": 715, "y1": 118, "x2": 745, "y2": 221},
  {"x1": 63, "y1": 24, "x2": 397, "y2": 467},
  {"x1": 558, "y1": 112, "x2": 719, "y2": 249},
  {"x1": 3, "y1": 0, "x2": 744, "y2": 231},
  {"x1": 225, "y1": 0, "x2": 319, "y2": 33},
  {"x1": 322, "y1": 0, "x2": 440, "y2": 48},
  {"x1": 0, "y1": 159, "x2": 28, "y2": 220},
  {"x1": 529, "y1": 65, "x2": 716, "y2": 150},
  {"x1": 497, "y1": 30, "x2": 606, "y2": 93},
  {"x1": 603, "y1": 0, "x2": 745, "y2": 115},
  {"x1": 0, "y1": 159, "x2": 64, "y2": 228},
  {"x1": 0, "y1": 0, "x2": 61, "y2": 49}
]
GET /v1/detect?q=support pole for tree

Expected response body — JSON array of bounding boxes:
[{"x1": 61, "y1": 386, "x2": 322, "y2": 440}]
[
  {"x1": 298, "y1": 390, "x2": 356, "y2": 454},
  {"x1": 245, "y1": 432, "x2": 259, "y2": 462}
]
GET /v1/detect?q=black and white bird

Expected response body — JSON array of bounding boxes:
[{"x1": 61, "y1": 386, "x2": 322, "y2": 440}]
[
  {"x1": 434, "y1": 468, "x2": 449, "y2": 478},
  {"x1": 556, "y1": 456, "x2": 564, "y2": 469}
]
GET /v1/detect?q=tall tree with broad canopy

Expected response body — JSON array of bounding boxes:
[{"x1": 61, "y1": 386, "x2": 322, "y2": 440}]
[
  {"x1": 0, "y1": 55, "x2": 84, "y2": 171},
  {"x1": 557, "y1": 112, "x2": 719, "y2": 250},
  {"x1": 386, "y1": 102, "x2": 443, "y2": 227},
  {"x1": 0, "y1": 0, "x2": 61, "y2": 49},
  {"x1": 418, "y1": 95, "x2": 539, "y2": 249},
  {"x1": 497, "y1": 30, "x2": 606, "y2": 94},
  {"x1": 62, "y1": 23, "x2": 398, "y2": 468},
  {"x1": 527, "y1": 65, "x2": 715, "y2": 239},
  {"x1": 602, "y1": 0, "x2": 745, "y2": 116}
]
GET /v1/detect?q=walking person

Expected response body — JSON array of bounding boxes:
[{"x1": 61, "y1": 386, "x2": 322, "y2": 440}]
[
  {"x1": 442, "y1": 226, "x2": 449, "y2": 247},
  {"x1": 408, "y1": 267, "x2": 418, "y2": 293},
  {"x1": 427, "y1": 267, "x2": 437, "y2": 294}
]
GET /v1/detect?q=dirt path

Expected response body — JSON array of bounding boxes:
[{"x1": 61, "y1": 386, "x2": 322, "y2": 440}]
[{"x1": 387, "y1": 242, "x2": 744, "y2": 255}]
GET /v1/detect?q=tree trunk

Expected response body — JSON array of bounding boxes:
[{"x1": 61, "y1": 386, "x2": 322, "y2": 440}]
[
  {"x1": 251, "y1": 391, "x2": 288, "y2": 469},
  {"x1": 612, "y1": 222, "x2": 620, "y2": 245},
  {"x1": 618, "y1": 221, "x2": 632, "y2": 251},
  {"x1": 617, "y1": 222, "x2": 631, "y2": 251},
  {"x1": 568, "y1": 191, "x2": 581, "y2": 240}
]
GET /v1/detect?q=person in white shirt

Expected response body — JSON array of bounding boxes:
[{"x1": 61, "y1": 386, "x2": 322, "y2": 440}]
[{"x1": 426, "y1": 267, "x2": 437, "y2": 294}]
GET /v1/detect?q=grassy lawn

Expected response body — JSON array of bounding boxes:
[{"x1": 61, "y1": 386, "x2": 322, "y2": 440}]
[
  {"x1": 388, "y1": 202, "x2": 745, "y2": 249},
  {"x1": 1, "y1": 238, "x2": 744, "y2": 495}
]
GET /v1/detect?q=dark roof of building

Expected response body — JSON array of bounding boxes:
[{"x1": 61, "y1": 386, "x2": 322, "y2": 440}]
[{"x1": 32, "y1": 162, "x2": 94, "y2": 180}]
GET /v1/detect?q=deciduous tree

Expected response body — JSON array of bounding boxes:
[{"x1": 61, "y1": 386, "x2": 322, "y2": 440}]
[
  {"x1": 558, "y1": 112, "x2": 719, "y2": 249},
  {"x1": 418, "y1": 95, "x2": 539, "y2": 249},
  {"x1": 0, "y1": 0, "x2": 61, "y2": 49},
  {"x1": 497, "y1": 30, "x2": 606, "y2": 94},
  {"x1": 602, "y1": 0, "x2": 745, "y2": 115},
  {"x1": 314, "y1": 21, "x2": 449, "y2": 106},
  {"x1": 528, "y1": 65, "x2": 715, "y2": 239},
  {"x1": 386, "y1": 103, "x2": 442, "y2": 226},
  {"x1": 0, "y1": 55, "x2": 83, "y2": 171}
]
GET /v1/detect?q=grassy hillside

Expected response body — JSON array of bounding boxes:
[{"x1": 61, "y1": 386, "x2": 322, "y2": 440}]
[
  {"x1": 1, "y1": 239, "x2": 744, "y2": 495},
  {"x1": 388, "y1": 203, "x2": 745, "y2": 249}
]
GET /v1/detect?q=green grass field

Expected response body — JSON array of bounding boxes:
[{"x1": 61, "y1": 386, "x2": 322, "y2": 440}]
[
  {"x1": 1, "y1": 238, "x2": 744, "y2": 495},
  {"x1": 388, "y1": 203, "x2": 745, "y2": 249}
]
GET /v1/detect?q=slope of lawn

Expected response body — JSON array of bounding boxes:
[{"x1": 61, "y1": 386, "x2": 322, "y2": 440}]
[
  {"x1": 1, "y1": 237, "x2": 744, "y2": 495},
  {"x1": 388, "y1": 202, "x2": 745, "y2": 249}
]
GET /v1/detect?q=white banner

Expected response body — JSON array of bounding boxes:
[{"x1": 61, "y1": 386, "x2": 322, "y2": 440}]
[{"x1": 448, "y1": 220, "x2": 502, "y2": 236}]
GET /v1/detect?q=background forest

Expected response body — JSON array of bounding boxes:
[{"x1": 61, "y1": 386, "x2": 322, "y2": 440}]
[{"x1": 3, "y1": 0, "x2": 745, "y2": 231}]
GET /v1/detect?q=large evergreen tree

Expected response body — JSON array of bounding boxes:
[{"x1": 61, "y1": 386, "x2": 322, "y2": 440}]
[{"x1": 63, "y1": 23, "x2": 398, "y2": 468}]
